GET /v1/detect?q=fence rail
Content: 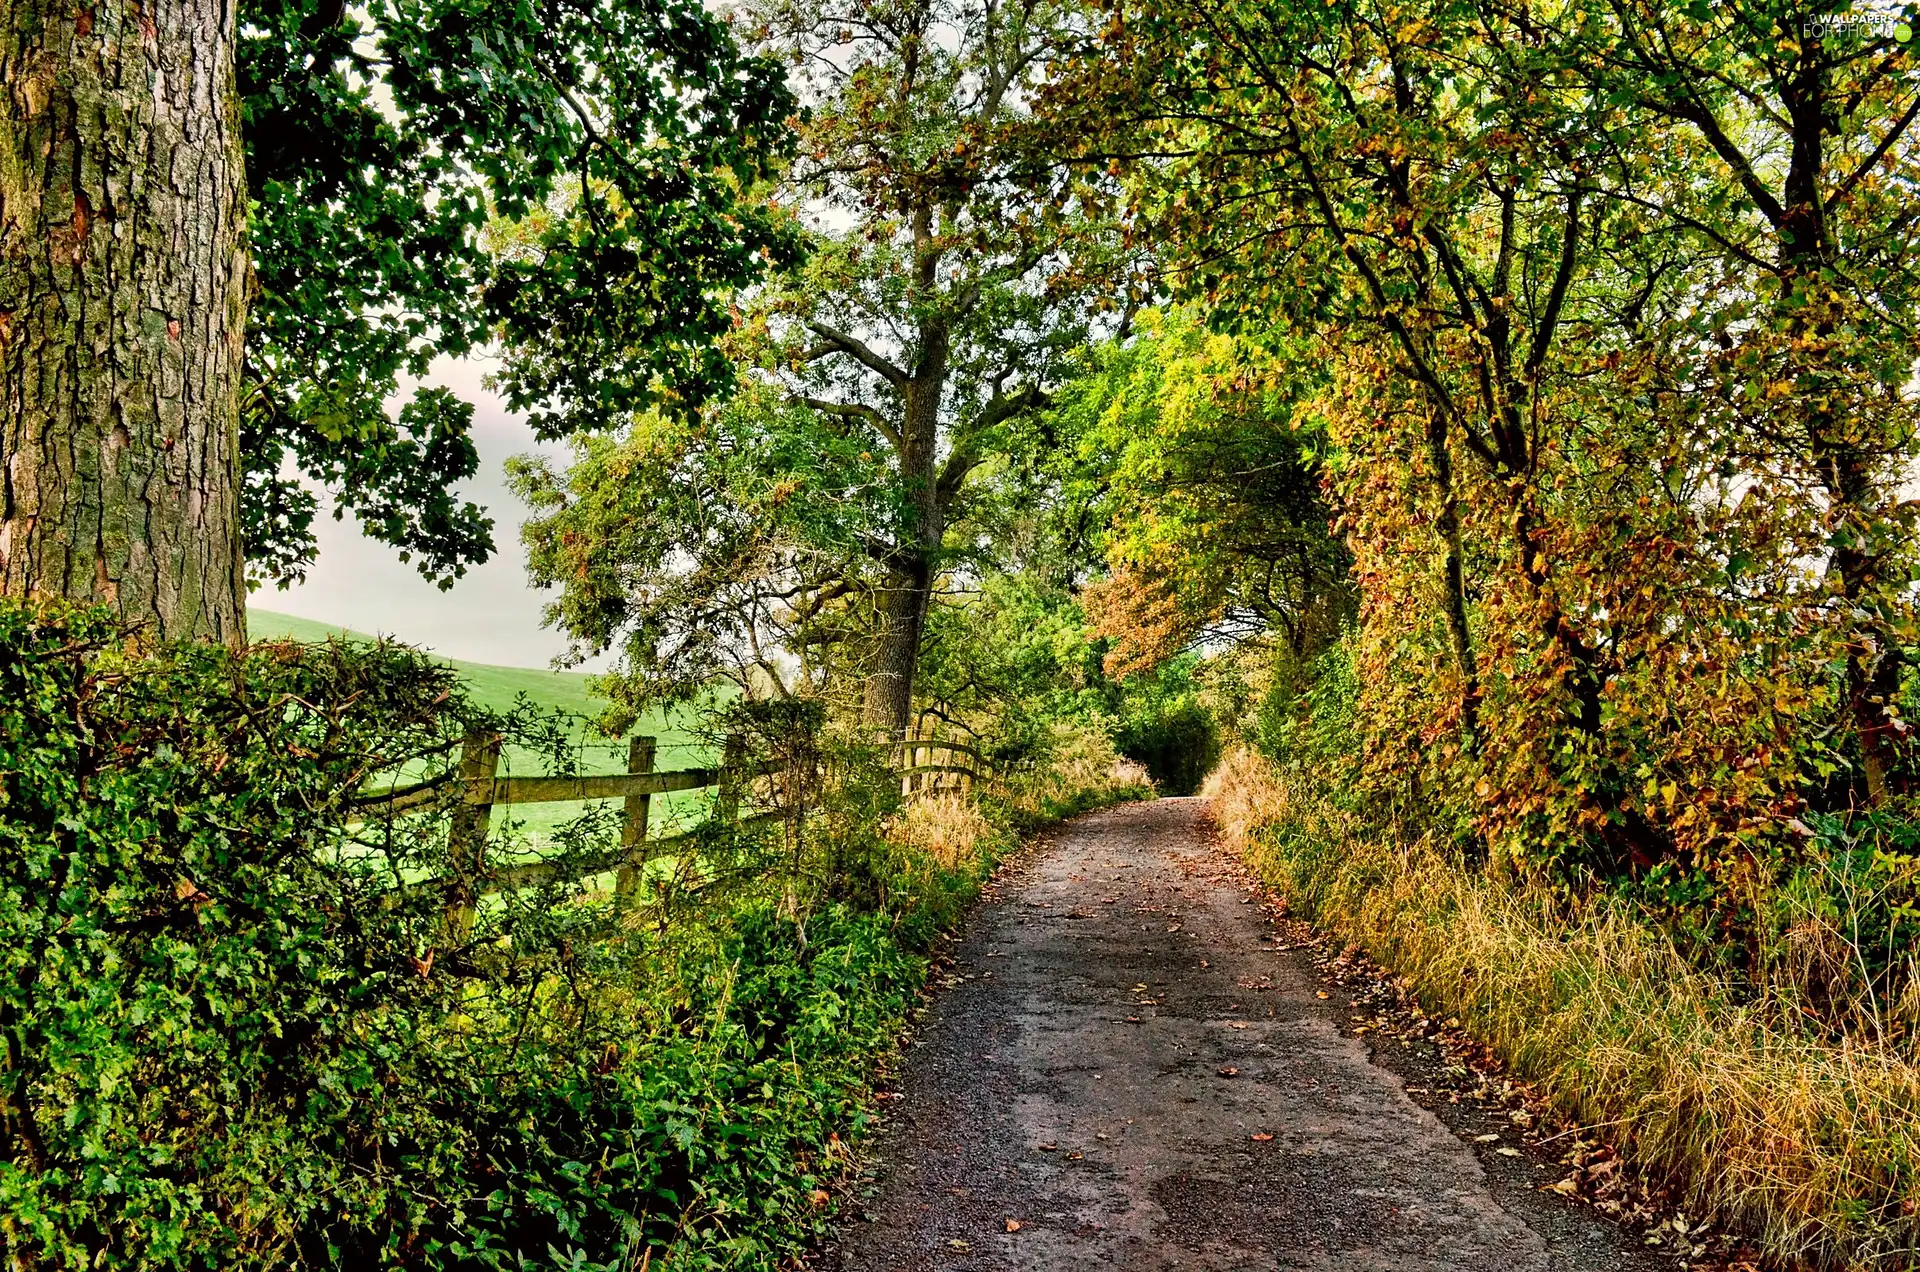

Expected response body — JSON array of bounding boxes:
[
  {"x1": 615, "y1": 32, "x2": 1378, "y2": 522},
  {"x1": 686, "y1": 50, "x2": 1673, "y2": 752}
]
[{"x1": 354, "y1": 726, "x2": 988, "y2": 929}]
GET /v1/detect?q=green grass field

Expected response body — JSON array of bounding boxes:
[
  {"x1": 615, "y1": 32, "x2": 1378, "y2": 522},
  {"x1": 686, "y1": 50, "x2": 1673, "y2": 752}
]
[{"x1": 248, "y1": 609, "x2": 718, "y2": 846}]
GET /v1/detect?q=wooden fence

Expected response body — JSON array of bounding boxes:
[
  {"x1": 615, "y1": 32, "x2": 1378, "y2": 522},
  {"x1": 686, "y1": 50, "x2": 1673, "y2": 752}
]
[
  {"x1": 893, "y1": 736, "x2": 987, "y2": 792},
  {"x1": 354, "y1": 727, "x2": 988, "y2": 930}
]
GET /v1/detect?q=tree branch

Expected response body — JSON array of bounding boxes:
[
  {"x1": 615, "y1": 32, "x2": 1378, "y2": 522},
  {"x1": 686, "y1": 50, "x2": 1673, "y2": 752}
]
[
  {"x1": 795, "y1": 396, "x2": 903, "y2": 450},
  {"x1": 1834, "y1": 89, "x2": 1920, "y2": 205},
  {"x1": 803, "y1": 320, "x2": 909, "y2": 387}
]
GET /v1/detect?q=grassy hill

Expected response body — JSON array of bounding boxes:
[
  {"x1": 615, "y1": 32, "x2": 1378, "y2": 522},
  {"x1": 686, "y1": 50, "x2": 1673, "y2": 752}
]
[
  {"x1": 248, "y1": 609, "x2": 714, "y2": 842},
  {"x1": 248, "y1": 610, "x2": 612, "y2": 720}
]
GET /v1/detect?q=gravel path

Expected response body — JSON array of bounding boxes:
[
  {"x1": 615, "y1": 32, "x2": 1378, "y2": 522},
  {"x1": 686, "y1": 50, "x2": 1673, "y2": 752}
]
[{"x1": 816, "y1": 797, "x2": 1671, "y2": 1272}]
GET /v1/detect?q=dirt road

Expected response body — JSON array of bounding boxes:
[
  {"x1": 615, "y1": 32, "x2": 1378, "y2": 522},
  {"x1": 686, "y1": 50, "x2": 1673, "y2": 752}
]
[{"x1": 817, "y1": 797, "x2": 1670, "y2": 1272}]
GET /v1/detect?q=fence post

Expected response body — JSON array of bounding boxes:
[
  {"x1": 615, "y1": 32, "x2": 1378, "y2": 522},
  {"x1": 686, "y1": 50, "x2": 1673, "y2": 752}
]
[
  {"x1": 716, "y1": 731, "x2": 745, "y2": 822},
  {"x1": 445, "y1": 728, "x2": 501, "y2": 939},
  {"x1": 614, "y1": 735, "x2": 657, "y2": 910}
]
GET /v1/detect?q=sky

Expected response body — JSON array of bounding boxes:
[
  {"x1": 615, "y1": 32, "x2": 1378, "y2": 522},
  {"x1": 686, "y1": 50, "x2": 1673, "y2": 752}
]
[{"x1": 253, "y1": 357, "x2": 610, "y2": 671}]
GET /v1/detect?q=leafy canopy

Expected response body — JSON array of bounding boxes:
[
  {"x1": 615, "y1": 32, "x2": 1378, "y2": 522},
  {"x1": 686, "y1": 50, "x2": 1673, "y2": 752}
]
[{"x1": 239, "y1": 0, "x2": 799, "y2": 586}]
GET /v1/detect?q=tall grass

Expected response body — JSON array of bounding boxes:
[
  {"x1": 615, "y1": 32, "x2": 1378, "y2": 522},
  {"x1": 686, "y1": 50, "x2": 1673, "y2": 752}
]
[
  {"x1": 995, "y1": 719, "x2": 1154, "y2": 823},
  {"x1": 1205, "y1": 747, "x2": 1920, "y2": 1269},
  {"x1": 885, "y1": 720, "x2": 1154, "y2": 870}
]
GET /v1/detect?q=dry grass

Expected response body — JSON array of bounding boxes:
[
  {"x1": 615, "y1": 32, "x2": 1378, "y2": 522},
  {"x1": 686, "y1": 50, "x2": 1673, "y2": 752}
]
[
  {"x1": 1205, "y1": 747, "x2": 1920, "y2": 1270},
  {"x1": 884, "y1": 791, "x2": 998, "y2": 869},
  {"x1": 996, "y1": 720, "x2": 1153, "y2": 822}
]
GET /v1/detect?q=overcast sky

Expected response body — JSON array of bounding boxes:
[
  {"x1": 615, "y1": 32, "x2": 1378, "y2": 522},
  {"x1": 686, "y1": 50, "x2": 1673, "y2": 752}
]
[{"x1": 253, "y1": 357, "x2": 610, "y2": 670}]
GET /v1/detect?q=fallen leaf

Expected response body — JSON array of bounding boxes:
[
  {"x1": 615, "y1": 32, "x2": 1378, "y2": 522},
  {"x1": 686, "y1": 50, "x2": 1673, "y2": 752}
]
[
  {"x1": 1005, "y1": 1219, "x2": 1022, "y2": 1233},
  {"x1": 1067, "y1": 1151, "x2": 1084, "y2": 1160},
  {"x1": 1036, "y1": 1143, "x2": 1057, "y2": 1152},
  {"x1": 1218, "y1": 1066, "x2": 1239, "y2": 1077},
  {"x1": 809, "y1": 1189, "x2": 830, "y2": 1206},
  {"x1": 1126, "y1": 1016, "x2": 1142, "y2": 1023},
  {"x1": 1251, "y1": 1132, "x2": 1274, "y2": 1142},
  {"x1": 948, "y1": 1239, "x2": 971, "y2": 1250},
  {"x1": 1316, "y1": 990, "x2": 1330, "y2": 999},
  {"x1": 1474, "y1": 1134, "x2": 1501, "y2": 1143},
  {"x1": 1496, "y1": 1147, "x2": 1523, "y2": 1157},
  {"x1": 1228, "y1": 1021, "x2": 1248, "y2": 1029},
  {"x1": 1543, "y1": 1176, "x2": 1581, "y2": 1197}
]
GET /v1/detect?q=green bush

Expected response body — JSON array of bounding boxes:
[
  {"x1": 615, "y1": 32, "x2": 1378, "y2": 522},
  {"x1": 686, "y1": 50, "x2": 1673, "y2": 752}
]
[
  {"x1": 1100, "y1": 655, "x2": 1217, "y2": 795},
  {"x1": 0, "y1": 605, "x2": 970, "y2": 1270}
]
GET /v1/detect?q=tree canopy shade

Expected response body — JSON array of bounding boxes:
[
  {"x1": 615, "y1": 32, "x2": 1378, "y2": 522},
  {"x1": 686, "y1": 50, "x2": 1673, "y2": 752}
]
[
  {"x1": 1054, "y1": 309, "x2": 1352, "y2": 680},
  {"x1": 237, "y1": 0, "x2": 800, "y2": 586}
]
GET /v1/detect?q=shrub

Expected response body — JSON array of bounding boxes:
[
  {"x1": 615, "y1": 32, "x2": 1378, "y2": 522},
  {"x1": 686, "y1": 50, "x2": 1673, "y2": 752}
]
[
  {"x1": 884, "y1": 793, "x2": 999, "y2": 869},
  {"x1": 995, "y1": 719, "x2": 1154, "y2": 823},
  {"x1": 0, "y1": 606, "x2": 931, "y2": 1269},
  {"x1": 0, "y1": 603, "x2": 472, "y2": 1268}
]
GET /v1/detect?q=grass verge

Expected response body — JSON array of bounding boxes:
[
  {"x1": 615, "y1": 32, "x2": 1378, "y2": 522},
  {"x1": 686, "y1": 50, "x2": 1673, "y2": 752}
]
[{"x1": 1204, "y1": 747, "x2": 1920, "y2": 1271}]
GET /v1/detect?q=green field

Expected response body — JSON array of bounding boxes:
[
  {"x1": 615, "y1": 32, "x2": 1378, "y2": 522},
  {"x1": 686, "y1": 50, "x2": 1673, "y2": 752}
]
[{"x1": 248, "y1": 609, "x2": 717, "y2": 845}]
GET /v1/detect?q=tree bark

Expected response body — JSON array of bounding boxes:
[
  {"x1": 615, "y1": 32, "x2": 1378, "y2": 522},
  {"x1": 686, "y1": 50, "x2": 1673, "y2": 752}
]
[
  {"x1": 863, "y1": 557, "x2": 931, "y2": 734},
  {"x1": 861, "y1": 344, "x2": 945, "y2": 736},
  {"x1": 0, "y1": 0, "x2": 249, "y2": 645},
  {"x1": 1423, "y1": 400, "x2": 1479, "y2": 744}
]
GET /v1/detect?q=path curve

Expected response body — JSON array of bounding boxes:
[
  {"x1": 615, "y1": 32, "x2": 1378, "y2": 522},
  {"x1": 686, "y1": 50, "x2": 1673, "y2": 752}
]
[{"x1": 817, "y1": 797, "x2": 1668, "y2": 1271}]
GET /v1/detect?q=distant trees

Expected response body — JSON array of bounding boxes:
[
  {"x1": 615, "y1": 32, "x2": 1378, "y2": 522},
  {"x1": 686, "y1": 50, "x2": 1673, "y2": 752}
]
[
  {"x1": 1052, "y1": 309, "x2": 1352, "y2": 680},
  {"x1": 744, "y1": 0, "x2": 1107, "y2": 733}
]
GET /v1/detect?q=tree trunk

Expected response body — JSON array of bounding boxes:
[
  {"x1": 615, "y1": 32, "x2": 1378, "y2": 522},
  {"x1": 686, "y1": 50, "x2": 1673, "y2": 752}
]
[
  {"x1": 1423, "y1": 400, "x2": 1478, "y2": 743},
  {"x1": 0, "y1": 0, "x2": 249, "y2": 646},
  {"x1": 1774, "y1": 64, "x2": 1904, "y2": 803},
  {"x1": 862, "y1": 557, "x2": 930, "y2": 735},
  {"x1": 861, "y1": 335, "x2": 946, "y2": 736}
]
